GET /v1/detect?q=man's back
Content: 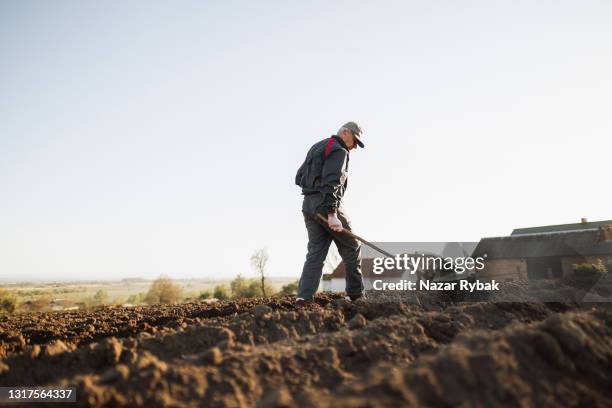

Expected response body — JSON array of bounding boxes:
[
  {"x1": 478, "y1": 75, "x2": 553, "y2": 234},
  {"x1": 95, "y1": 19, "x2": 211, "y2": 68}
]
[{"x1": 295, "y1": 135, "x2": 350, "y2": 215}]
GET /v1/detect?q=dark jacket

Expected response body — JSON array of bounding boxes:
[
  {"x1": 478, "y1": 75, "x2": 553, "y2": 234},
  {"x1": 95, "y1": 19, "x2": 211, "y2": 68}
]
[{"x1": 295, "y1": 135, "x2": 350, "y2": 214}]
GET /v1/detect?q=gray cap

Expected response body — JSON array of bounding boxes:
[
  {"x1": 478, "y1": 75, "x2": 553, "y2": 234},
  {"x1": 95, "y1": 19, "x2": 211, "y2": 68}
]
[{"x1": 342, "y1": 121, "x2": 364, "y2": 148}]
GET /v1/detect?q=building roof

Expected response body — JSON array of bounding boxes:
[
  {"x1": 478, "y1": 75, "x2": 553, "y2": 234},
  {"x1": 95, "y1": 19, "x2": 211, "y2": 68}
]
[
  {"x1": 325, "y1": 258, "x2": 405, "y2": 280},
  {"x1": 473, "y1": 228, "x2": 612, "y2": 259},
  {"x1": 511, "y1": 220, "x2": 612, "y2": 236}
]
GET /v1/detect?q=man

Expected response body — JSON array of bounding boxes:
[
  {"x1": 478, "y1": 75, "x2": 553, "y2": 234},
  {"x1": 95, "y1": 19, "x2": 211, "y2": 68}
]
[{"x1": 294, "y1": 121, "x2": 365, "y2": 306}]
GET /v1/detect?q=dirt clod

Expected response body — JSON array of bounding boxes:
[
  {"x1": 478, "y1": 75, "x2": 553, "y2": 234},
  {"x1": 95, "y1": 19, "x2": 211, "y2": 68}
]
[
  {"x1": 257, "y1": 387, "x2": 295, "y2": 408},
  {"x1": 101, "y1": 364, "x2": 130, "y2": 383},
  {"x1": 348, "y1": 313, "x2": 367, "y2": 330},
  {"x1": 43, "y1": 340, "x2": 70, "y2": 356},
  {"x1": 253, "y1": 305, "x2": 273, "y2": 318},
  {"x1": 202, "y1": 347, "x2": 223, "y2": 365}
]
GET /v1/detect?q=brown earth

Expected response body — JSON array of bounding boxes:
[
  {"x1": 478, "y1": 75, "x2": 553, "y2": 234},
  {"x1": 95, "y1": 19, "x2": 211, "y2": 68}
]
[{"x1": 1, "y1": 281, "x2": 611, "y2": 407}]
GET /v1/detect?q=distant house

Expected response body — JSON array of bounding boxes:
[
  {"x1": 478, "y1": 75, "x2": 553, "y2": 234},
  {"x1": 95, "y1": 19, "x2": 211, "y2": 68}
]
[{"x1": 473, "y1": 218, "x2": 612, "y2": 281}]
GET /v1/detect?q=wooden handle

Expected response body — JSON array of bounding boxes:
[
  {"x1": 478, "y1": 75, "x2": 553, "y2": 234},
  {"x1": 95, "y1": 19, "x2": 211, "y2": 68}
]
[{"x1": 313, "y1": 213, "x2": 394, "y2": 258}]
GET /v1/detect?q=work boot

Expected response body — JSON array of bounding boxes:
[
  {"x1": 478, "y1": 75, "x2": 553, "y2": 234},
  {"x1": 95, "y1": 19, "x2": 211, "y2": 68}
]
[
  {"x1": 295, "y1": 298, "x2": 321, "y2": 309},
  {"x1": 345, "y1": 293, "x2": 366, "y2": 303}
]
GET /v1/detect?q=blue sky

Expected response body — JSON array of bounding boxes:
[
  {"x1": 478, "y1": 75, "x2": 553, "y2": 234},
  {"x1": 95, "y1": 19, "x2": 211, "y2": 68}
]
[{"x1": 1, "y1": 0, "x2": 611, "y2": 282}]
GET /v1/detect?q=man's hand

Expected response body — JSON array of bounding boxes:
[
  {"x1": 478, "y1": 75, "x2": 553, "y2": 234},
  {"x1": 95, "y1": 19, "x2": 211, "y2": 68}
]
[{"x1": 328, "y1": 213, "x2": 343, "y2": 232}]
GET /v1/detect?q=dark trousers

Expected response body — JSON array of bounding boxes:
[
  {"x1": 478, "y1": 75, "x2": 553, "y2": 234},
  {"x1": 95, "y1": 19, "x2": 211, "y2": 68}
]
[{"x1": 298, "y1": 207, "x2": 363, "y2": 300}]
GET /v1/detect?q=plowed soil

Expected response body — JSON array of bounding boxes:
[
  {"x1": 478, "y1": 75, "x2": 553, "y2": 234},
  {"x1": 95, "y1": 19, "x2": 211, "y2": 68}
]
[{"x1": 1, "y1": 280, "x2": 611, "y2": 407}]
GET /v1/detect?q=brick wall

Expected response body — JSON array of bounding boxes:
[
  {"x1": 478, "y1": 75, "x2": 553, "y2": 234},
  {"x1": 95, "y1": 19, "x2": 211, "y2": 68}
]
[{"x1": 478, "y1": 258, "x2": 527, "y2": 282}]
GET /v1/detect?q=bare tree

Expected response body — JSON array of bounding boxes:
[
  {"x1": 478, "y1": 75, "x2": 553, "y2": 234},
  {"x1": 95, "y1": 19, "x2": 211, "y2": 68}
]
[{"x1": 250, "y1": 248, "x2": 269, "y2": 297}]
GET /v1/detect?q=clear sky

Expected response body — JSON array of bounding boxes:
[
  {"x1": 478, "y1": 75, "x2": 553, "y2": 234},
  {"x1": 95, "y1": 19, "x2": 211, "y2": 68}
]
[{"x1": 1, "y1": 1, "x2": 611, "y2": 282}]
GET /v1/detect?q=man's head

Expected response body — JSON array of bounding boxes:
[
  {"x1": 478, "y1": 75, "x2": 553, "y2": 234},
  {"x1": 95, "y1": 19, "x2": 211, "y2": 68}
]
[{"x1": 337, "y1": 121, "x2": 364, "y2": 150}]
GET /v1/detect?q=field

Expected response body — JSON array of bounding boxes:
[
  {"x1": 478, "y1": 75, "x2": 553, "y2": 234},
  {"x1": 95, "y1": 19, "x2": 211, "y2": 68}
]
[
  {"x1": 1, "y1": 278, "x2": 611, "y2": 407},
  {"x1": 1, "y1": 277, "x2": 296, "y2": 311}
]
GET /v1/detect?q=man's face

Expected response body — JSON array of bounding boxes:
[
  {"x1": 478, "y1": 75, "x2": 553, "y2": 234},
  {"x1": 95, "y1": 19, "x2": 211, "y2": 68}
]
[{"x1": 343, "y1": 129, "x2": 358, "y2": 150}]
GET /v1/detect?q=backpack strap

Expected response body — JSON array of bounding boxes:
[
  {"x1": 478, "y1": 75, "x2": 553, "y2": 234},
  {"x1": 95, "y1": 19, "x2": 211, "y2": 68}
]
[{"x1": 324, "y1": 136, "x2": 335, "y2": 157}]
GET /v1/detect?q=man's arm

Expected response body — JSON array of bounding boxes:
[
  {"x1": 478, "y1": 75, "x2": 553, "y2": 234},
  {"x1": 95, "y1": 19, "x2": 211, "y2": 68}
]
[{"x1": 319, "y1": 148, "x2": 348, "y2": 215}]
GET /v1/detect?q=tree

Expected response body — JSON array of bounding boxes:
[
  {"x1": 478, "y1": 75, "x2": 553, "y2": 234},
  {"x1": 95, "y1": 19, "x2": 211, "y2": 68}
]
[
  {"x1": 213, "y1": 285, "x2": 229, "y2": 300},
  {"x1": 250, "y1": 248, "x2": 269, "y2": 297},
  {"x1": 198, "y1": 290, "x2": 212, "y2": 299},
  {"x1": 145, "y1": 276, "x2": 182, "y2": 304}
]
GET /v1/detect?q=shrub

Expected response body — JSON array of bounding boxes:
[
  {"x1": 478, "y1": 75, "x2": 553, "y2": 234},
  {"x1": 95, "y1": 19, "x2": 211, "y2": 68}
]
[
  {"x1": 280, "y1": 281, "x2": 299, "y2": 295},
  {"x1": 213, "y1": 285, "x2": 229, "y2": 300},
  {"x1": 230, "y1": 275, "x2": 249, "y2": 298},
  {"x1": 126, "y1": 292, "x2": 146, "y2": 305},
  {"x1": 230, "y1": 275, "x2": 275, "y2": 299},
  {"x1": 29, "y1": 295, "x2": 52, "y2": 312},
  {"x1": 0, "y1": 289, "x2": 17, "y2": 313},
  {"x1": 573, "y1": 260, "x2": 607, "y2": 278},
  {"x1": 198, "y1": 290, "x2": 212, "y2": 300},
  {"x1": 594, "y1": 258, "x2": 608, "y2": 273},
  {"x1": 145, "y1": 276, "x2": 182, "y2": 304},
  {"x1": 93, "y1": 289, "x2": 109, "y2": 306},
  {"x1": 247, "y1": 279, "x2": 274, "y2": 298},
  {"x1": 604, "y1": 258, "x2": 612, "y2": 273}
]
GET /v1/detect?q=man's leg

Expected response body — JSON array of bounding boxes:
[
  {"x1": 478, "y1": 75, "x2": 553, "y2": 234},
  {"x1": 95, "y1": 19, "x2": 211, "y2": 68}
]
[
  {"x1": 298, "y1": 213, "x2": 333, "y2": 300},
  {"x1": 333, "y1": 208, "x2": 364, "y2": 298}
]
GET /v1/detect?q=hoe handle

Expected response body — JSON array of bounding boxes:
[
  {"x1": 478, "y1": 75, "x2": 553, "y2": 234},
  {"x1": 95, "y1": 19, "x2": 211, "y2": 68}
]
[{"x1": 314, "y1": 213, "x2": 394, "y2": 258}]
